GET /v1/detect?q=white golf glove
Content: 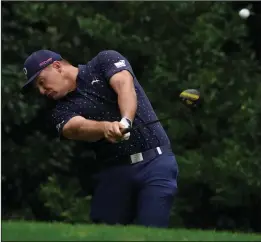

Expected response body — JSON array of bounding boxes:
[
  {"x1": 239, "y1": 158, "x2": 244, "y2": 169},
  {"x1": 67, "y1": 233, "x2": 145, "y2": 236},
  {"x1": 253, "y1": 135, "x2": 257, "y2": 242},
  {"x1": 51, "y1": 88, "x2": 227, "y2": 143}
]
[{"x1": 120, "y1": 117, "x2": 132, "y2": 141}]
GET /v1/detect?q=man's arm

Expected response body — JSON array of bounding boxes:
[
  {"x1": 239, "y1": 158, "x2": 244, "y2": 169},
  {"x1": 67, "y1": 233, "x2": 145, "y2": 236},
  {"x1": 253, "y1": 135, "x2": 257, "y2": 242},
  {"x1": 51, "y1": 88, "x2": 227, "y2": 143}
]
[
  {"x1": 62, "y1": 116, "x2": 125, "y2": 143},
  {"x1": 109, "y1": 70, "x2": 137, "y2": 123},
  {"x1": 62, "y1": 116, "x2": 106, "y2": 142},
  {"x1": 97, "y1": 50, "x2": 137, "y2": 124}
]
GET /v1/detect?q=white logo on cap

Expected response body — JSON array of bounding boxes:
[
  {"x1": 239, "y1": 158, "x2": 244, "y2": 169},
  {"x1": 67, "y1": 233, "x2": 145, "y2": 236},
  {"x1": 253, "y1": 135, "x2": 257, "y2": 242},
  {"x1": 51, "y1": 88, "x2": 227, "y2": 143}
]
[
  {"x1": 23, "y1": 67, "x2": 27, "y2": 75},
  {"x1": 114, "y1": 60, "x2": 126, "y2": 68}
]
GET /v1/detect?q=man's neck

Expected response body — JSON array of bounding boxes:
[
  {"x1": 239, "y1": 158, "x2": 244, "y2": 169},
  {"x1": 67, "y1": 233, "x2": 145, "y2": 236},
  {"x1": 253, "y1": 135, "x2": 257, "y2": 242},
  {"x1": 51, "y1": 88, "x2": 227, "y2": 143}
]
[{"x1": 67, "y1": 65, "x2": 79, "y2": 92}]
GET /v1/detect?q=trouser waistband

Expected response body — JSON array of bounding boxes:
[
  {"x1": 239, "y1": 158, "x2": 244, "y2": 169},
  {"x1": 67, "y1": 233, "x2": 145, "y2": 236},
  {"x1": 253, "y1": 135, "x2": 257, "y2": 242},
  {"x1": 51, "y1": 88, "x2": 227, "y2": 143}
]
[{"x1": 101, "y1": 145, "x2": 172, "y2": 167}]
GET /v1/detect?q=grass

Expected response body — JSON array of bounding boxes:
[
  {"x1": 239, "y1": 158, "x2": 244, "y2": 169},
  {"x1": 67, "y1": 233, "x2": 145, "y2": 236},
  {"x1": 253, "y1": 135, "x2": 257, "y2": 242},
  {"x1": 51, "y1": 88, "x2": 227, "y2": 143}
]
[{"x1": 2, "y1": 220, "x2": 261, "y2": 241}]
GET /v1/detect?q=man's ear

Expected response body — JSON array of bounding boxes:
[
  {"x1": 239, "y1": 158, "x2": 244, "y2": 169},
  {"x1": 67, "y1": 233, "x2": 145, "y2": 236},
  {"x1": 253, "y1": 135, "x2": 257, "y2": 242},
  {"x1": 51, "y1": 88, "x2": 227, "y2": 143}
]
[{"x1": 52, "y1": 61, "x2": 62, "y2": 72}]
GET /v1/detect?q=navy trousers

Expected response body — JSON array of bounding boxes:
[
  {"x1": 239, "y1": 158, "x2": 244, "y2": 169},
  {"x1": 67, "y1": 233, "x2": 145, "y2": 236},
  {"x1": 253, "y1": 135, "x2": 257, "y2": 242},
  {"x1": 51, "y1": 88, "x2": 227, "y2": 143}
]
[{"x1": 89, "y1": 148, "x2": 179, "y2": 228}]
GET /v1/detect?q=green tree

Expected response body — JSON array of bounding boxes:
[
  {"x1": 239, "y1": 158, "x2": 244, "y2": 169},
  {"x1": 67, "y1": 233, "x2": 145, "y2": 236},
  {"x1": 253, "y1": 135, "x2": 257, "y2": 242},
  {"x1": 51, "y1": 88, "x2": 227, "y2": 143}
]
[{"x1": 2, "y1": 1, "x2": 261, "y2": 232}]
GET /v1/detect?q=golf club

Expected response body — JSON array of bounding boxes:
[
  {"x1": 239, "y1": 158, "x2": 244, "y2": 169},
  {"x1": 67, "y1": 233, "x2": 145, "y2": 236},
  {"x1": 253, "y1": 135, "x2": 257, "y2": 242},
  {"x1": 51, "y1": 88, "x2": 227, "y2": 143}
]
[{"x1": 122, "y1": 89, "x2": 201, "y2": 134}]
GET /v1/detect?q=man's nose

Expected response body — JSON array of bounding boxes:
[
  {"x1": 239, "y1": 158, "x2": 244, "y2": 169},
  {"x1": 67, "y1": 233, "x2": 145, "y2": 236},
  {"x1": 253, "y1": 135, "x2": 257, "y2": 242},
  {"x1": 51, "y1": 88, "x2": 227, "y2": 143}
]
[{"x1": 39, "y1": 87, "x2": 46, "y2": 95}]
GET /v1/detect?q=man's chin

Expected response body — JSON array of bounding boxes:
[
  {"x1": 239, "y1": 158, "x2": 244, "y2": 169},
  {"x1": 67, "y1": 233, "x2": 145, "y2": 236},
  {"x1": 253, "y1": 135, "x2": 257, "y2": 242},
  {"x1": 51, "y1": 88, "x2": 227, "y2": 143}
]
[
  {"x1": 52, "y1": 92, "x2": 66, "y2": 100},
  {"x1": 52, "y1": 95, "x2": 60, "y2": 100},
  {"x1": 46, "y1": 93, "x2": 58, "y2": 100}
]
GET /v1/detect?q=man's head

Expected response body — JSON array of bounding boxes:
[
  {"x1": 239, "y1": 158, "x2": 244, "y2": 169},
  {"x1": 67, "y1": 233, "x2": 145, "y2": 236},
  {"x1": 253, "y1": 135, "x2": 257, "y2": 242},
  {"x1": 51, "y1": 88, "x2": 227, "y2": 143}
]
[{"x1": 22, "y1": 50, "x2": 77, "y2": 100}]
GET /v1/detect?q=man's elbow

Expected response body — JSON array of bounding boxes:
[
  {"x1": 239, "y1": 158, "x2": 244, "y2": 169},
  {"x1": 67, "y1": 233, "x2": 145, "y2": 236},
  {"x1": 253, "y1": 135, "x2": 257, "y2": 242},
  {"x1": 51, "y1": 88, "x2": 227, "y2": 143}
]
[
  {"x1": 62, "y1": 117, "x2": 84, "y2": 140},
  {"x1": 110, "y1": 70, "x2": 135, "y2": 93}
]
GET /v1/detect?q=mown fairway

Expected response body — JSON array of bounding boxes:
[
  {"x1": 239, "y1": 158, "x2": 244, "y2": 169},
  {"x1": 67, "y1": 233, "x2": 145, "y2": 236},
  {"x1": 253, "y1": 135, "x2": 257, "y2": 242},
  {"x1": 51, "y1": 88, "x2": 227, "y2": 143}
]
[{"x1": 2, "y1": 221, "x2": 261, "y2": 241}]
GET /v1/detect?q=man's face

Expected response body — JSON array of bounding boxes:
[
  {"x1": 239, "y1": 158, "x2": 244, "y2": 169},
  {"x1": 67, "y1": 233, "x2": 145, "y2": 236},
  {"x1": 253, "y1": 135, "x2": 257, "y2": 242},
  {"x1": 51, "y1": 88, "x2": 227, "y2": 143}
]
[{"x1": 35, "y1": 61, "x2": 70, "y2": 100}]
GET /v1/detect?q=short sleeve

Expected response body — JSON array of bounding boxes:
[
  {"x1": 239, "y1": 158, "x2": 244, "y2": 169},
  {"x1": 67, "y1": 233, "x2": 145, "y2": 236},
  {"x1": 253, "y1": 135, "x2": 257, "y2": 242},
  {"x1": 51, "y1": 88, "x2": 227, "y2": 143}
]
[
  {"x1": 51, "y1": 105, "x2": 79, "y2": 138},
  {"x1": 97, "y1": 50, "x2": 135, "y2": 81}
]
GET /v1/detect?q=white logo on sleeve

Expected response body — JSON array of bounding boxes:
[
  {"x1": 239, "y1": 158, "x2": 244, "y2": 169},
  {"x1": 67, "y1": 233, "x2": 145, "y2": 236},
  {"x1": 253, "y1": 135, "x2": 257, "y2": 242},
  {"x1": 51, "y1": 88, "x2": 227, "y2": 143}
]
[
  {"x1": 91, "y1": 78, "x2": 100, "y2": 85},
  {"x1": 56, "y1": 120, "x2": 65, "y2": 132},
  {"x1": 114, "y1": 60, "x2": 126, "y2": 68}
]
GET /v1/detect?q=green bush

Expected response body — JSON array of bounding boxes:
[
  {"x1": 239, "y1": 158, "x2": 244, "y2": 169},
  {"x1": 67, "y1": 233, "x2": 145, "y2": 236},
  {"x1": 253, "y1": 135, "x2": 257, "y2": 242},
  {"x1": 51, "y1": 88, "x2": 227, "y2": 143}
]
[
  {"x1": 39, "y1": 175, "x2": 92, "y2": 223},
  {"x1": 2, "y1": 1, "x2": 261, "y2": 232}
]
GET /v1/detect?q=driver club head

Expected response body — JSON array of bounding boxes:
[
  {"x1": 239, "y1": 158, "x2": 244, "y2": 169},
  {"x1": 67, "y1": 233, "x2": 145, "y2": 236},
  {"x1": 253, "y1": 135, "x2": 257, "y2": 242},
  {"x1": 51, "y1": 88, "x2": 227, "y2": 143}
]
[{"x1": 179, "y1": 89, "x2": 201, "y2": 109}]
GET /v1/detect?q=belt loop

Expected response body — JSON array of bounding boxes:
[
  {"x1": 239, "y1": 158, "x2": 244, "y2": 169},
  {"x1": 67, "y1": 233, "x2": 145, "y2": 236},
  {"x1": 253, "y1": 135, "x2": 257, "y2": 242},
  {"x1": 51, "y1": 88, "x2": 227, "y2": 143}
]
[{"x1": 156, "y1": 147, "x2": 162, "y2": 155}]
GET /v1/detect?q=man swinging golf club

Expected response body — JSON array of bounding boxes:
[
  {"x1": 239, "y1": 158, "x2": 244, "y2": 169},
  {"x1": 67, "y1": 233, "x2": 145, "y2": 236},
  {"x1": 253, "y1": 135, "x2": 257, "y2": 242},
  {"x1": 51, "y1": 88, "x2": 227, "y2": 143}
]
[{"x1": 22, "y1": 49, "x2": 179, "y2": 228}]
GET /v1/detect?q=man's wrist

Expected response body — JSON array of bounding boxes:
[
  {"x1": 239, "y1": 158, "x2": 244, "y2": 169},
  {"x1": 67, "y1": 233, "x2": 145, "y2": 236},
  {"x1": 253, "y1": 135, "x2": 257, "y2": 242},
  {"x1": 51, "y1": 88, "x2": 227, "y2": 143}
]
[
  {"x1": 100, "y1": 121, "x2": 110, "y2": 135},
  {"x1": 121, "y1": 117, "x2": 132, "y2": 128}
]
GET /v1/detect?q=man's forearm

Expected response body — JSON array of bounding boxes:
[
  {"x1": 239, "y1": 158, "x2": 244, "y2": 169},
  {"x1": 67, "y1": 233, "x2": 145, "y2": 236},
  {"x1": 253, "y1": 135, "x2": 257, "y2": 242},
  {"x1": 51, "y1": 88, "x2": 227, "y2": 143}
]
[
  {"x1": 109, "y1": 70, "x2": 138, "y2": 122},
  {"x1": 63, "y1": 117, "x2": 106, "y2": 142},
  {"x1": 77, "y1": 120, "x2": 106, "y2": 142},
  {"x1": 117, "y1": 85, "x2": 137, "y2": 122}
]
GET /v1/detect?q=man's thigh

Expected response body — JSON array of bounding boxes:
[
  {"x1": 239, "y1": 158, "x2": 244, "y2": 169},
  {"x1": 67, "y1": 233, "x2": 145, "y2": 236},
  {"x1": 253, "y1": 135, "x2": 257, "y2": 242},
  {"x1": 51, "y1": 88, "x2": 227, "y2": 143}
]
[
  {"x1": 135, "y1": 153, "x2": 179, "y2": 228},
  {"x1": 90, "y1": 165, "x2": 136, "y2": 225}
]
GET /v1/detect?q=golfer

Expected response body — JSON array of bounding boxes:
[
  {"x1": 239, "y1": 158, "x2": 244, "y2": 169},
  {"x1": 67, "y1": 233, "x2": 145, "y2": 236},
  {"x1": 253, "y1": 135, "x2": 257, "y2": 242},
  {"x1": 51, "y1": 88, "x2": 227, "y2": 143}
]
[{"x1": 22, "y1": 49, "x2": 179, "y2": 228}]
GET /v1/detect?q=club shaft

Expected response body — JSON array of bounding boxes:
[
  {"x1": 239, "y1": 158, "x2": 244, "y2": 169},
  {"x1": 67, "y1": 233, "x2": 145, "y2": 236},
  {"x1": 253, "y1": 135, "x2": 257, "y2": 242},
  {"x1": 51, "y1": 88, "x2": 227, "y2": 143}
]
[
  {"x1": 122, "y1": 103, "x2": 198, "y2": 134},
  {"x1": 122, "y1": 116, "x2": 173, "y2": 134}
]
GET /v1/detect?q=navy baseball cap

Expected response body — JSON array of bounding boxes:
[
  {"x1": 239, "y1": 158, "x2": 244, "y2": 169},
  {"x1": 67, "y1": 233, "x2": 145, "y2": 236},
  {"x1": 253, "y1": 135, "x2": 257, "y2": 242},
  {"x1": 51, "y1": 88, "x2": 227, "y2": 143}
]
[{"x1": 22, "y1": 50, "x2": 62, "y2": 91}]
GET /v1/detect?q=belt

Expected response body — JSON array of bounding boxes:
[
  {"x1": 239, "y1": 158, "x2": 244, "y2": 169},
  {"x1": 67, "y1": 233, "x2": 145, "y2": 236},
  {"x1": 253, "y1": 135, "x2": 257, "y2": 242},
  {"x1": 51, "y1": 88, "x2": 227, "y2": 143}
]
[
  {"x1": 101, "y1": 145, "x2": 172, "y2": 167},
  {"x1": 129, "y1": 145, "x2": 171, "y2": 164}
]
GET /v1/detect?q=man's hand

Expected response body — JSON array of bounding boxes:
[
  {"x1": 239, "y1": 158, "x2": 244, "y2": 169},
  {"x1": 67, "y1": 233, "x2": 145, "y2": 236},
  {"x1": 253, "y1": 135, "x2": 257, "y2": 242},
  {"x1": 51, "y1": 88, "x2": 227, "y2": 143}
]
[
  {"x1": 103, "y1": 121, "x2": 126, "y2": 143},
  {"x1": 119, "y1": 117, "x2": 132, "y2": 140}
]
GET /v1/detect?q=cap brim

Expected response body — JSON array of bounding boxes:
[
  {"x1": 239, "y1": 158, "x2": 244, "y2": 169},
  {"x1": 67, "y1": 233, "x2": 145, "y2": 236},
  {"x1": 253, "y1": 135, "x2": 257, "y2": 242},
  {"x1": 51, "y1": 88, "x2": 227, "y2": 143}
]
[{"x1": 21, "y1": 70, "x2": 42, "y2": 94}]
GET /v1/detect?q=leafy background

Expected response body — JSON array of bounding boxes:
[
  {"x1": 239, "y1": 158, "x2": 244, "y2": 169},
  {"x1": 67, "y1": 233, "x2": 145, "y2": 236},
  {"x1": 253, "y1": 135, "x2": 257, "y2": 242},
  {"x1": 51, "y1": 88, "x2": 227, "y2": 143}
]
[{"x1": 2, "y1": 1, "x2": 261, "y2": 232}]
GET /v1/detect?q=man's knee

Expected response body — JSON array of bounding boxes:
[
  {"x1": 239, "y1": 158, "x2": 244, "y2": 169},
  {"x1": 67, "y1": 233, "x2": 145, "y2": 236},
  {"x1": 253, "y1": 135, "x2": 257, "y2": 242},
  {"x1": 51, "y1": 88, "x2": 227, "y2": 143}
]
[
  {"x1": 136, "y1": 181, "x2": 177, "y2": 228},
  {"x1": 137, "y1": 193, "x2": 175, "y2": 228},
  {"x1": 135, "y1": 155, "x2": 179, "y2": 227},
  {"x1": 89, "y1": 167, "x2": 136, "y2": 225}
]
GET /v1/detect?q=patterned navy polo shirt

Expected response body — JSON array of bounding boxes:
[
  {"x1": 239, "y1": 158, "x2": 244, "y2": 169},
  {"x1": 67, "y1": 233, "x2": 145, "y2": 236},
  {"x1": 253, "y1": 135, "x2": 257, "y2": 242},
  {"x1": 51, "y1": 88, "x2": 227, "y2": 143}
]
[{"x1": 51, "y1": 50, "x2": 170, "y2": 162}]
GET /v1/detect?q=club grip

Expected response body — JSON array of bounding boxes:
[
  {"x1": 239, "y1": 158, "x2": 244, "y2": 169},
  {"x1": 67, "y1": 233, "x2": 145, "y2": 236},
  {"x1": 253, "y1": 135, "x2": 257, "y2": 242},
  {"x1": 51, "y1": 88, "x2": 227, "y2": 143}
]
[{"x1": 121, "y1": 127, "x2": 132, "y2": 134}]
